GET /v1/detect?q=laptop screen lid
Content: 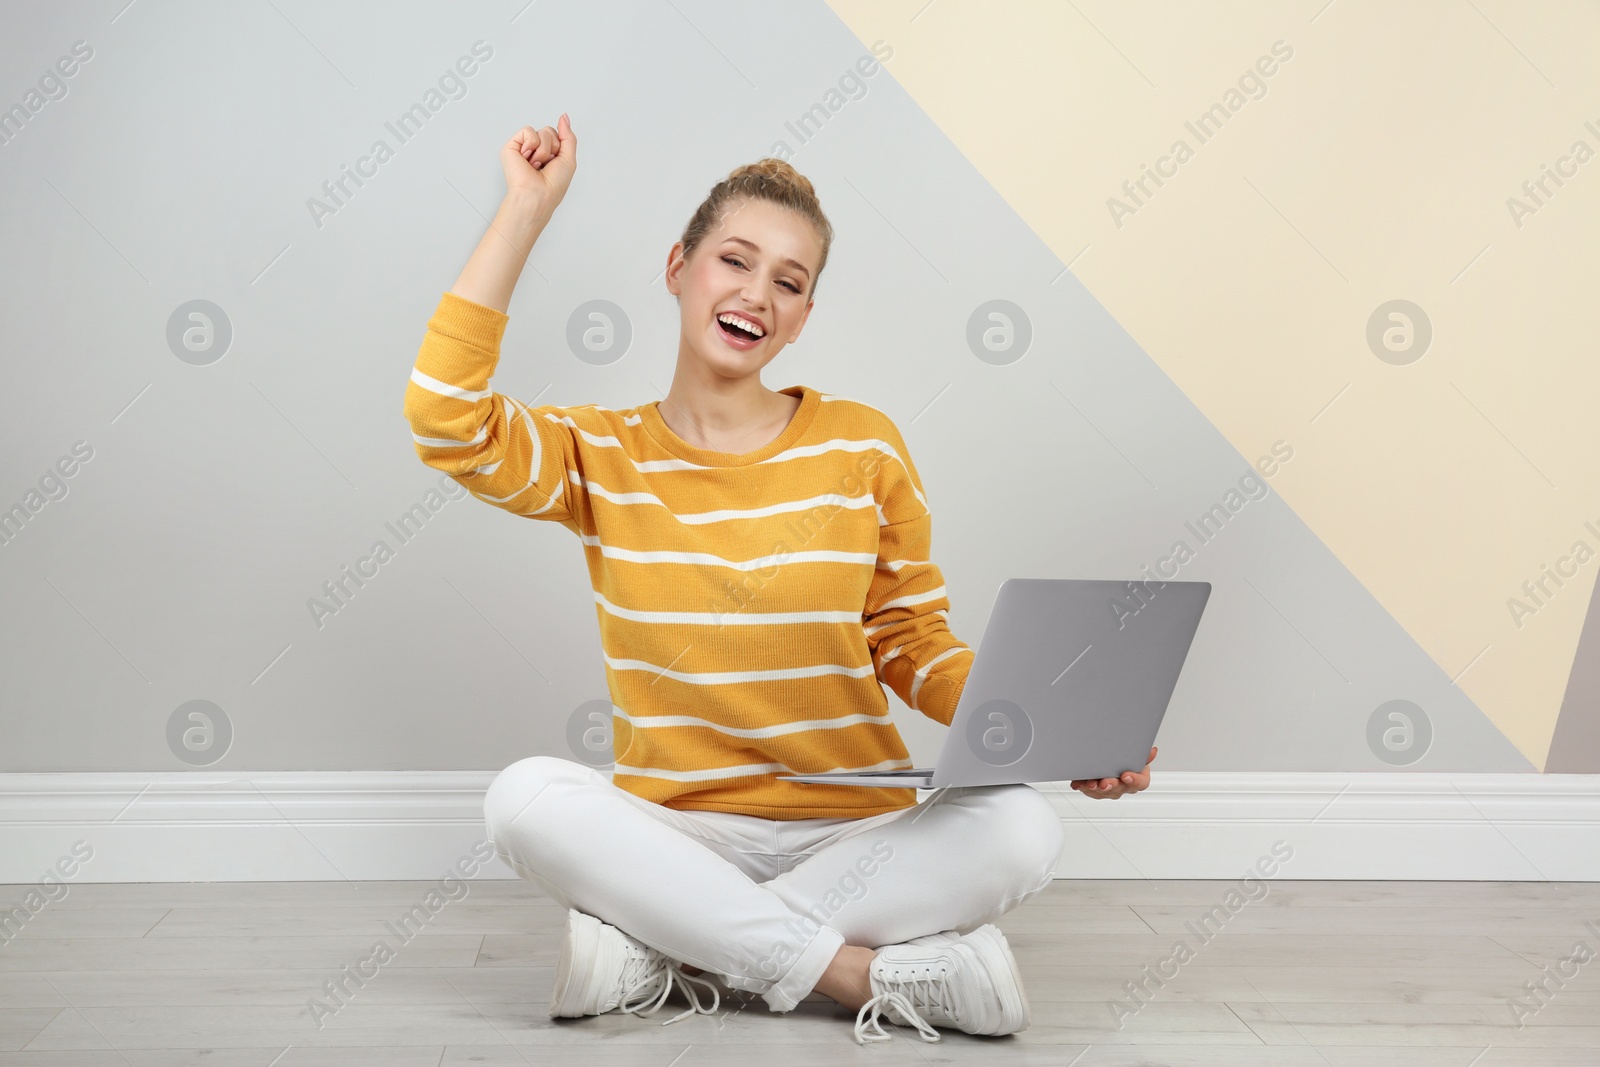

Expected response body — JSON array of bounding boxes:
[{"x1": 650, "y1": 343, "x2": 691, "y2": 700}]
[{"x1": 927, "y1": 577, "x2": 1210, "y2": 788}]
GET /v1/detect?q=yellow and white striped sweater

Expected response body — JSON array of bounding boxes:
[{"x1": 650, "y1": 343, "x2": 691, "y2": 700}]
[{"x1": 403, "y1": 291, "x2": 974, "y2": 819}]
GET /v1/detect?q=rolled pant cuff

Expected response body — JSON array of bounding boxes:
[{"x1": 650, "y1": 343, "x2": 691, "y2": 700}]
[{"x1": 763, "y1": 922, "x2": 847, "y2": 1013}]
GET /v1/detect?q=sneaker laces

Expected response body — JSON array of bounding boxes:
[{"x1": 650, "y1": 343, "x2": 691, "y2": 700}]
[
  {"x1": 616, "y1": 948, "x2": 722, "y2": 1026},
  {"x1": 854, "y1": 963, "x2": 949, "y2": 1044}
]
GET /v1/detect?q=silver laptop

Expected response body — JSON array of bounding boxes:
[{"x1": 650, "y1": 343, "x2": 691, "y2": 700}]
[{"x1": 775, "y1": 577, "x2": 1210, "y2": 789}]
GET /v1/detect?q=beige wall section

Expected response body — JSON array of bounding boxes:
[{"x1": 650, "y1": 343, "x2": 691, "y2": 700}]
[{"x1": 828, "y1": 1, "x2": 1600, "y2": 768}]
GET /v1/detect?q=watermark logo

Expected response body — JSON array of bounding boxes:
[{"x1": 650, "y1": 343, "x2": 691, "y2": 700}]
[
  {"x1": 1365, "y1": 698, "x2": 1432, "y2": 766},
  {"x1": 966, "y1": 299, "x2": 1032, "y2": 366},
  {"x1": 1506, "y1": 519, "x2": 1600, "y2": 631},
  {"x1": 0, "y1": 439, "x2": 95, "y2": 549},
  {"x1": 0, "y1": 39, "x2": 93, "y2": 149},
  {"x1": 167, "y1": 699, "x2": 234, "y2": 766},
  {"x1": 565, "y1": 697, "x2": 633, "y2": 767},
  {"x1": 1107, "y1": 40, "x2": 1294, "y2": 229},
  {"x1": 0, "y1": 840, "x2": 94, "y2": 950},
  {"x1": 1505, "y1": 122, "x2": 1600, "y2": 230},
  {"x1": 746, "y1": 839, "x2": 895, "y2": 981},
  {"x1": 166, "y1": 300, "x2": 233, "y2": 366},
  {"x1": 305, "y1": 838, "x2": 498, "y2": 1028},
  {"x1": 306, "y1": 41, "x2": 494, "y2": 229},
  {"x1": 966, "y1": 698, "x2": 1034, "y2": 767},
  {"x1": 566, "y1": 299, "x2": 632, "y2": 366},
  {"x1": 1105, "y1": 839, "x2": 1293, "y2": 1027},
  {"x1": 1505, "y1": 925, "x2": 1599, "y2": 1028},
  {"x1": 1366, "y1": 299, "x2": 1431, "y2": 366},
  {"x1": 307, "y1": 473, "x2": 468, "y2": 630},
  {"x1": 1114, "y1": 442, "x2": 1293, "y2": 628},
  {"x1": 769, "y1": 40, "x2": 893, "y2": 159}
]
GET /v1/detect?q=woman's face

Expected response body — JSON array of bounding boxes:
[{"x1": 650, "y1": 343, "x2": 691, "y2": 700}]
[{"x1": 665, "y1": 197, "x2": 820, "y2": 381}]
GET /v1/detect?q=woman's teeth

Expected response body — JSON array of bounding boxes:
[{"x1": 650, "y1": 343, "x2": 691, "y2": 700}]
[{"x1": 717, "y1": 315, "x2": 762, "y2": 342}]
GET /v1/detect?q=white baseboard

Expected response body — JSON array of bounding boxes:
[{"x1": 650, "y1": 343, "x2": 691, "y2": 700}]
[{"x1": 0, "y1": 771, "x2": 1595, "y2": 884}]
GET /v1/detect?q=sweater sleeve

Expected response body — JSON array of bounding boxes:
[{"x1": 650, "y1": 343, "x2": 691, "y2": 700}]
[
  {"x1": 861, "y1": 418, "x2": 975, "y2": 727},
  {"x1": 402, "y1": 290, "x2": 582, "y2": 530}
]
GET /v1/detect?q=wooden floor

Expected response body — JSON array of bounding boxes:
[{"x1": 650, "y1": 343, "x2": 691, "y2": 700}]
[{"x1": 1, "y1": 877, "x2": 1597, "y2": 1064}]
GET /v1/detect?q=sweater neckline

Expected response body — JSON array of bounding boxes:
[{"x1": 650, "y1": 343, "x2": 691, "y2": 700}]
[{"x1": 641, "y1": 385, "x2": 819, "y2": 468}]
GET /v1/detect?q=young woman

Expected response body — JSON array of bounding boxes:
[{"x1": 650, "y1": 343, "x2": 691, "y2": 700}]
[{"x1": 403, "y1": 116, "x2": 1155, "y2": 1044}]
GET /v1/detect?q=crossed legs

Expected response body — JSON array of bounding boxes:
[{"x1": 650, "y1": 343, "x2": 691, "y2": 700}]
[{"x1": 483, "y1": 756, "x2": 1065, "y2": 1013}]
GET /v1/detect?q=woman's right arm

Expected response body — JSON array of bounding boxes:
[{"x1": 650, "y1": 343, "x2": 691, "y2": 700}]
[
  {"x1": 450, "y1": 115, "x2": 575, "y2": 311},
  {"x1": 403, "y1": 118, "x2": 586, "y2": 527}
]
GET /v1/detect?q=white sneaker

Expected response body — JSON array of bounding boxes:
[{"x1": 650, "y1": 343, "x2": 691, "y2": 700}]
[
  {"x1": 910, "y1": 924, "x2": 1030, "y2": 1031},
  {"x1": 549, "y1": 909, "x2": 721, "y2": 1025},
  {"x1": 907, "y1": 928, "x2": 961, "y2": 948},
  {"x1": 853, "y1": 923, "x2": 1030, "y2": 1043}
]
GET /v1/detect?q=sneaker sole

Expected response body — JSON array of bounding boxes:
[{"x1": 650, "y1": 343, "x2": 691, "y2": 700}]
[
  {"x1": 954, "y1": 924, "x2": 1030, "y2": 1034},
  {"x1": 550, "y1": 909, "x2": 614, "y2": 1018}
]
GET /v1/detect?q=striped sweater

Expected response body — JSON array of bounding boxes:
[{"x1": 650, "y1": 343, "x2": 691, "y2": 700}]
[{"x1": 403, "y1": 291, "x2": 974, "y2": 819}]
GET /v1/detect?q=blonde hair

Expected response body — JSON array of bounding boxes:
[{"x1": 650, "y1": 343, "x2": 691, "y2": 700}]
[{"x1": 678, "y1": 158, "x2": 833, "y2": 299}]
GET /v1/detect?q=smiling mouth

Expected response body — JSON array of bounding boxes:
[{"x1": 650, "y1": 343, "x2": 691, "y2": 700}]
[{"x1": 715, "y1": 315, "x2": 764, "y2": 343}]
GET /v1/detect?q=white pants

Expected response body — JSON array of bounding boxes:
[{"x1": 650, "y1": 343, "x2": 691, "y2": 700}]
[{"x1": 482, "y1": 755, "x2": 1066, "y2": 1013}]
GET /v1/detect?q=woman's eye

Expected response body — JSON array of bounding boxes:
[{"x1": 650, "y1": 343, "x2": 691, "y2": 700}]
[{"x1": 724, "y1": 256, "x2": 799, "y2": 293}]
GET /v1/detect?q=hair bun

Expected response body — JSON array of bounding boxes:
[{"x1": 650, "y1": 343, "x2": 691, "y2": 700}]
[
  {"x1": 677, "y1": 157, "x2": 834, "y2": 297},
  {"x1": 727, "y1": 157, "x2": 814, "y2": 197}
]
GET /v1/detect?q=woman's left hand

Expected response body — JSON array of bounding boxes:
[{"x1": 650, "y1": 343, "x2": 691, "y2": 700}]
[{"x1": 1071, "y1": 745, "x2": 1156, "y2": 800}]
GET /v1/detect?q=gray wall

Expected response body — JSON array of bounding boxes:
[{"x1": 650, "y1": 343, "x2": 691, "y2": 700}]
[{"x1": 0, "y1": 0, "x2": 1529, "y2": 774}]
